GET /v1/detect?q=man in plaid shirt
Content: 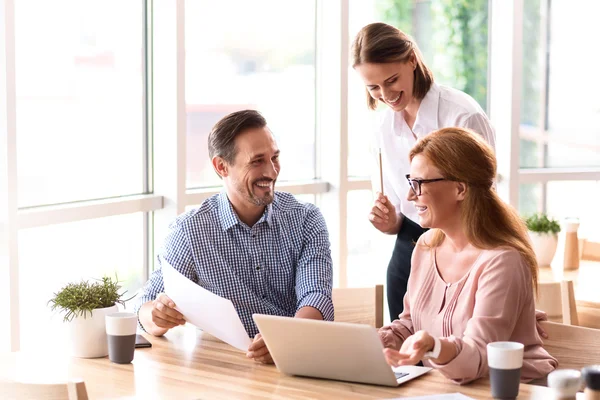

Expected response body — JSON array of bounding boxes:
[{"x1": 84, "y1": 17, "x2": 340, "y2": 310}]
[{"x1": 135, "y1": 110, "x2": 334, "y2": 364}]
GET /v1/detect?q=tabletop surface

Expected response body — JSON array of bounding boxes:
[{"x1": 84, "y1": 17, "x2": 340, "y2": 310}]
[{"x1": 0, "y1": 324, "x2": 558, "y2": 400}]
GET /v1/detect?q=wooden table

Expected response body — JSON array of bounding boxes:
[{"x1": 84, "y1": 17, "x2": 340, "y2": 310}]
[{"x1": 0, "y1": 325, "x2": 556, "y2": 399}]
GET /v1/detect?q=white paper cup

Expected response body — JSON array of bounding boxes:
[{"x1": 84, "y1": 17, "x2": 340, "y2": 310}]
[
  {"x1": 105, "y1": 312, "x2": 138, "y2": 364},
  {"x1": 487, "y1": 342, "x2": 524, "y2": 399}
]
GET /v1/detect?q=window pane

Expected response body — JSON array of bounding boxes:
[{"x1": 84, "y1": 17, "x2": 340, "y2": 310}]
[
  {"x1": 519, "y1": 183, "x2": 543, "y2": 218},
  {"x1": 347, "y1": 190, "x2": 396, "y2": 322},
  {"x1": 520, "y1": 1, "x2": 600, "y2": 168},
  {"x1": 546, "y1": 2, "x2": 600, "y2": 167},
  {"x1": 547, "y1": 181, "x2": 600, "y2": 242},
  {"x1": 0, "y1": 98, "x2": 8, "y2": 350},
  {"x1": 15, "y1": 1, "x2": 145, "y2": 207},
  {"x1": 519, "y1": 181, "x2": 600, "y2": 242},
  {"x1": 519, "y1": 0, "x2": 544, "y2": 168},
  {"x1": 348, "y1": 0, "x2": 489, "y2": 177},
  {"x1": 18, "y1": 213, "x2": 144, "y2": 351},
  {"x1": 185, "y1": 1, "x2": 317, "y2": 188}
]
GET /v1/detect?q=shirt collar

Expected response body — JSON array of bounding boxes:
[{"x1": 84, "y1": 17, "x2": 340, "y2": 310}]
[
  {"x1": 218, "y1": 191, "x2": 274, "y2": 231},
  {"x1": 412, "y1": 82, "x2": 440, "y2": 136}
]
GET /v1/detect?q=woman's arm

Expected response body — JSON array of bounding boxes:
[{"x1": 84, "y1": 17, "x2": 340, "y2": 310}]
[{"x1": 378, "y1": 270, "x2": 416, "y2": 349}]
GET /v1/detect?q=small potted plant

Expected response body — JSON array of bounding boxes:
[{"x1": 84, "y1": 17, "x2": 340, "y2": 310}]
[
  {"x1": 525, "y1": 213, "x2": 561, "y2": 268},
  {"x1": 48, "y1": 275, "x2": 134, "y2": 358}
]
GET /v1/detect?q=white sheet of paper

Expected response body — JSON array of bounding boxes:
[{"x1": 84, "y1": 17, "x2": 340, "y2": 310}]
[
  {"x1": 390, "y1": 394, "x2": 474, "y2": 400},
  {"x1": 162, "y1": 260, "x2": 252, "y2": 351}
]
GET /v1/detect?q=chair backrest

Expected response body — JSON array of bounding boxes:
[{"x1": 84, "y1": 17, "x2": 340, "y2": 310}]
[
  {"x1": 541, "y1": 321, "x2": 600, "y2": 370},
  {"x1": 332, "y1": 285, "x2": 384, "y2": 328},
  {"x1": 580, "y1": 239, "x2": 600, "y2": 261},
  {"x1": 536, "y1": 280, "x2": 578, "y2": 325},
  {"x1": 576, "y1": 300, "x2": 600, "y2": 330},
  {"x1": 0, "y1": 379, "x2": 88, "y2": 400}
]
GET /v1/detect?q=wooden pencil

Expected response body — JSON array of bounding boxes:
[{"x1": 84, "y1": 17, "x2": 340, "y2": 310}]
[{"x1": 378, "y1": 148, "x2": 384, "y2": 196}]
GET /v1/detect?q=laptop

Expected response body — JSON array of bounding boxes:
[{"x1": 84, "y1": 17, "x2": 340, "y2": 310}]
[{"x1": 252, "y1": 314, "x2": 431, "y2": 387}]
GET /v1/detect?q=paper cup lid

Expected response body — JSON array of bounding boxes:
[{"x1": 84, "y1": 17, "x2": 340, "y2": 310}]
[{"x1": 487, "y1": 342, "x2": 524, "y2": 370}]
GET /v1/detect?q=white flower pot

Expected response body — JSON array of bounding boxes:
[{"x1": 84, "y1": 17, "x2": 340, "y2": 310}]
[
  {"x1": 528, "y1": 231, "x2": 558, "y2": 268},
  {"x1": 68, "y1": 304, "x2": 119, "y2": 358}
]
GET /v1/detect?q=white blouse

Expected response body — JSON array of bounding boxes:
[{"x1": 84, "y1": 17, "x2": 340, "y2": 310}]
[{"x1": 370, "y1": 83, "x2": 496, "y2": 223}]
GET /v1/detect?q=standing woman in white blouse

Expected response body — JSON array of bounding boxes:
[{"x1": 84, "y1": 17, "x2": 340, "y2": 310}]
[{"x1": 351, "y1": 22, "x2": 496, "y2": 322}]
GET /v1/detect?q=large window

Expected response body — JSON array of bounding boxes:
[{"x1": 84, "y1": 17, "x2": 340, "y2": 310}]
[
  {"x1": 18, "y1": 213, "x2": 144, "y2": 350},
  {"x1": 184, "y1": 0, "x2": 317, "y2": 188},
  {"x1": 14, "y1": 1, "x2": 145, "y2": 207},
  {"x1": 518, "y1": 0, "x2": 600, "y2": 229}
]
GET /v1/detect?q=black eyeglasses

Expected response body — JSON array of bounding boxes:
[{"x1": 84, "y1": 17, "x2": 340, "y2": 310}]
[{"x1": 405, "y1": 174, "x2": 448, "y2": 196}]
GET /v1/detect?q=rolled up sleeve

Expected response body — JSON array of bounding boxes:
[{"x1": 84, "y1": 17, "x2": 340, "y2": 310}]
[{"x1": 295, "y1": 207, "x2": 334, "y2": 321}]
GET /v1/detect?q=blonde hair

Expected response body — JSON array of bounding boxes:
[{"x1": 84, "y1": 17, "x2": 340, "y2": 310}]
[
  {"x1": 409, "y1": 128, "x2": 538, "y2": 294},
  {"x1": 351, "y1": 22, "x2": 434, "y2": 110}
]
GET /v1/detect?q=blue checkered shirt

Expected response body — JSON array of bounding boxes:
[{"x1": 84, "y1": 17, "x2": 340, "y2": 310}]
[{"x1": 134, "y1": 191, "x2": 334, "y2": 337}]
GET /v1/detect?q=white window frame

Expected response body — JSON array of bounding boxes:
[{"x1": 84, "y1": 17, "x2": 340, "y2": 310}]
[
  {"x1": 490, "y1": 0, "x2": 600, "y2": 212},
  {"x1": 1, "y1": 0, "x2": 19, "y2": 353}
]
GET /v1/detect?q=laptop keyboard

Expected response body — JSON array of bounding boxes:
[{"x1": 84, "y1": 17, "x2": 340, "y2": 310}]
[{"x1": 394, "y1": 371, "x2": 409, "y2": 380}]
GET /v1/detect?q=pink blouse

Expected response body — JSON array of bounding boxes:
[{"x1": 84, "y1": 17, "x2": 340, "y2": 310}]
[{"x1": 379, "y1": 231, "x2": 558, "y2": 384}]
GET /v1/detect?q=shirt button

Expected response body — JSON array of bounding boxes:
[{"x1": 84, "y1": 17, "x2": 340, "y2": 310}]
[{"x1": 256, "y1": 266, "x2": 260, "y2": 270}]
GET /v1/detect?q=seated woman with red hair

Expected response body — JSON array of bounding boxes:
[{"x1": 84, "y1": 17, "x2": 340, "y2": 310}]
[{"x1": 378, "y1": 127, "x2": 558, "y2": 384}]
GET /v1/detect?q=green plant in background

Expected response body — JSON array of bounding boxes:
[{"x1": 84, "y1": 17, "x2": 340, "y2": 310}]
[
  {"x1": 48, "y1": 275, "x2": 134, "y2": 322},
  {"x1": 524, "y1": 213, "x2": 561, "y2": 234},
  {"x1": 439, "y1": 0, "x2": 488, "y2": 110},
  {"x1": 377, "y1": 0, "x2": 414, "y2": 35},
  {"x1": 377, "y1": 0, "x2": 488, "y2": 110}
]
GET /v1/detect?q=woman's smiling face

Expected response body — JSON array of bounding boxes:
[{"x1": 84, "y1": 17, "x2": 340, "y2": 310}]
[{"x1": 355, "y1": 61, "x2": 416, "y2": 112}]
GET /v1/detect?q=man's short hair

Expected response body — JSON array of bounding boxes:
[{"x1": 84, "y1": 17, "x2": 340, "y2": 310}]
[{"x1": 207, "y1": 109, "x2": 267, "y2": 164}]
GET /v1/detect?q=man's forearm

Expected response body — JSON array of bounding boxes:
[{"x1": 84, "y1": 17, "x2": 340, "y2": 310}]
[
  {"x1": 295, "y1": 306, "x2": 323, "y2": 320},
  {"x1": 139, "y1": 301, "x2": 168, "y2": 337}
]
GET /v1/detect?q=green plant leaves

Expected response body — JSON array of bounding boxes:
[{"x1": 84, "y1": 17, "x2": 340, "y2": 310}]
[
  {"x1": 47, "y1": 275, "x2": 135, "y2": 322},
  {"x1": 524, "y1": 213, "x2": 561, "y2": 234}
]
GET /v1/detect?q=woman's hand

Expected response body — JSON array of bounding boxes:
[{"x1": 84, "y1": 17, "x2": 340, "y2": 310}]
[
  {"x1": 535, "y1": 309, "x2": 549, "y2": 339},
  {"x1": 369, "y1": 192, "x2": 400, "y2": 234},
  {"x1": 383, "y1": 330, "x2": 434, "y2": 367}
]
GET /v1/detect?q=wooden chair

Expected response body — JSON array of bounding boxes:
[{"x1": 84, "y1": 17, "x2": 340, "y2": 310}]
[
  {"x1": 576, "y1": 300, "x2": 600, "y2": 330},
  {"x1": 536, "y1": 280, "x2": 579, "y2": 325},
  {"x1": 580, "y1": 238, "x2": 600, "y2": 261},
  {"x1": 0, "y1": 379, "x2": 88, "y2": 400},
  {"x1": 541, "y1": 321, "x2": 600, "y2": 370},
  {"x1": 332, "y1": 285, "x2": 384, "y2": 328}
]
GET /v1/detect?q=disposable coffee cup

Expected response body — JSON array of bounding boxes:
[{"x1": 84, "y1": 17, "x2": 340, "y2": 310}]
[
  {"x1": 487, "y1": 341, "x2": 524, "y2": 399},
  {"x1": 105, "y1": 312, "x2": 138, "y2": 364}
]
